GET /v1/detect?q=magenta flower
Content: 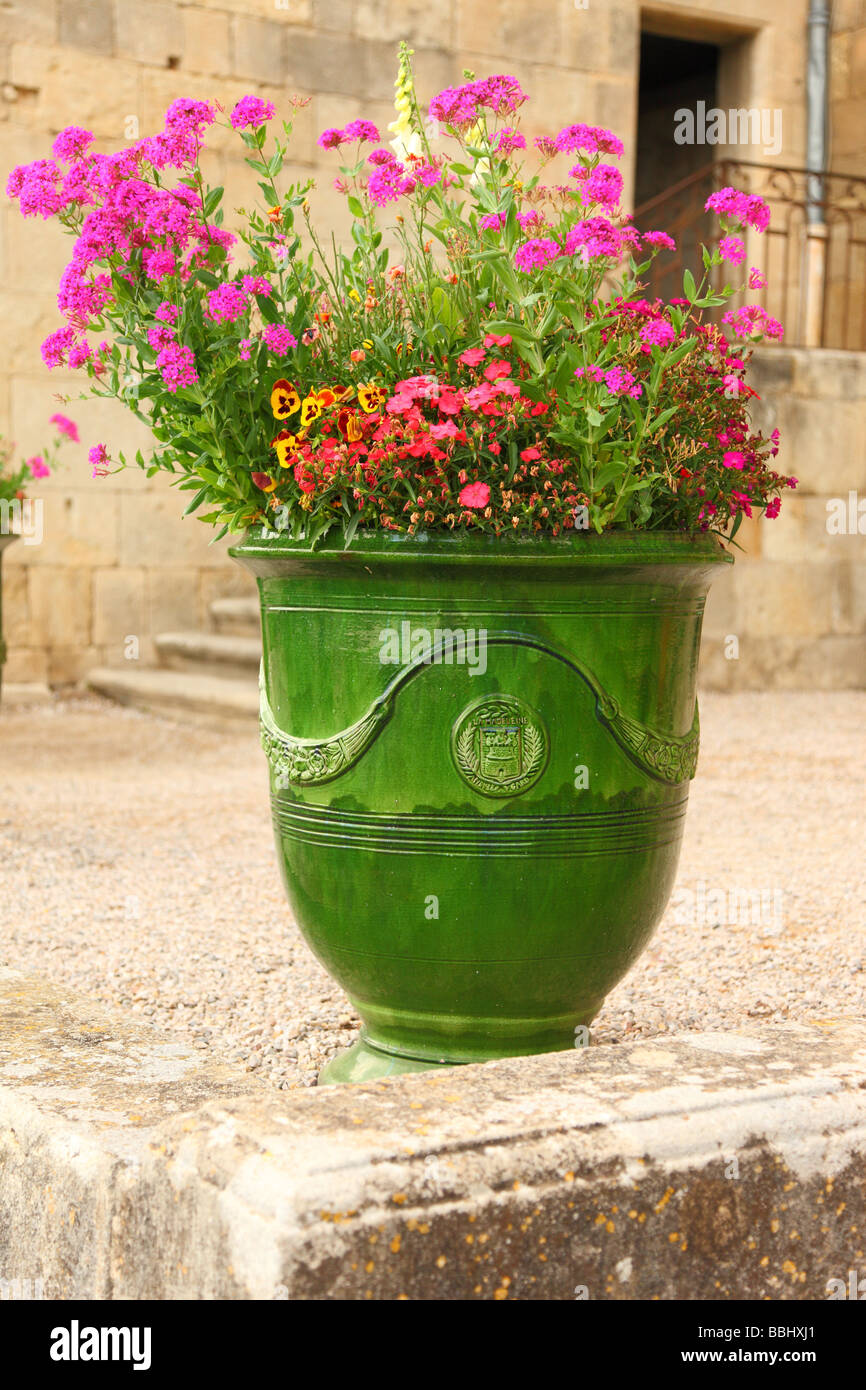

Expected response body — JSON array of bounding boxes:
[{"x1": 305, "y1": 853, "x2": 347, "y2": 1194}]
[
  {"x1": 642, "y1": 230, "x2": 676, "y2": 252},
  {"x1": 205, "y1": 283, "x2": 248, "y2": 324},
  {"x1": 50, "y1": 413, "x2": 79, "y2": 442},
  {"x1": 494, "y1": 127, "x2": 526, "y2": 154},
  {"x1": 748, "y1": 267, "x2": 767, "y2": 290},
  {"x1": 230, "y1": 96, "x2": 276, "y2": 131},
  {"x1": 317, "y1": 127, "x2": 344, "y2": 150},
  {"x1": 639, "y1": 319, "x2": 676, "y2": 349},
  {"x1": 765, "y1": 497, "x2": 781, "y2": 519},
  {"x1": 603, "y1": 366, "x2": 642, "y2": 398},
  {"x1": 155, "y1": 343, "x2": 198, "y2": 392},
  {"x1": 553, "y1": 124, "x2": 624, "y2": 159},
  {"x1": 722, "y1": 450, "x2": 745, "y2": 470},
  {"x1": 719, "y1": 234, "x2": 746, "y2": 265},
  {"x1": 155, "y1": 302, "x2": 180, "y2": 324},
  {"x1": 341, "y1": 120, "x2": 380, "y2": 144},
  {"x1": 52, "y1": 126, "x2": 94, "y2": 164},
  {"x1": 514, "y1": 237, "x2": 561, "y2": 272},
  {"x1": 705, "y1": 187, "x2": 771, "y2": 233},
  {"x1": 262, "y1": 323, "x2": 298, "y2": 356},
  {"x1": 26, "y1": 456, "x2": 50, "y2": 479},
  {"x1": 89, "y1": 443, "x2": 111, "y2": 477}
]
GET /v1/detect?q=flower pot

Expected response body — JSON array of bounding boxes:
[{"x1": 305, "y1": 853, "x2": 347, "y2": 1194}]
[
  {"x1": 0, "y1": 533, "x2": 18, "y2": 701},
  {"x1": 231, "y1": 529, "x2": 732, "y2": 1084}
]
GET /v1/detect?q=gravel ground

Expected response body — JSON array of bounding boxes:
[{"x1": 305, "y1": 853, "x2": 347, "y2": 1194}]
[{"x1": 1, "y1": 690, "x2": 863, "y2": 1088}]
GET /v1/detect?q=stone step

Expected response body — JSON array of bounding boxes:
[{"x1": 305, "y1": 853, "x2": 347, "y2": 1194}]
[
  {"x1": 154, "y1": 630, "x2": 261, "y2": 678},
  {"x1": 86, "y1": 666, "x2": 259, "y2": 725},
  {"x1": 209, "y1": 596, "x2": 260, "y2": 637}
]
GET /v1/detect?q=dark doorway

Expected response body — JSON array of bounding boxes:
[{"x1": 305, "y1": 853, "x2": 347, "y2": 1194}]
[{"x1": 635, "y1": 32, "x2": 720, "y2": 209}]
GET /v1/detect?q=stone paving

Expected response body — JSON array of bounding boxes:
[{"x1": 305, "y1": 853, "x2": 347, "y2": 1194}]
[{"x1": 0, "y1": 690, "x2": 863, "y2": 1088}]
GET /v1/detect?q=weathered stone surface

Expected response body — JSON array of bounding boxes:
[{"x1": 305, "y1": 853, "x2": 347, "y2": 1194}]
[{"x1": 2, "y1": 968, "x2": 865, "y2": 1300}]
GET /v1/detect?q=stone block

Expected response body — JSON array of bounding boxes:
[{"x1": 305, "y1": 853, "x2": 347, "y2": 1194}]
[
  {"x1": 47, "y1": 642, "x2": 102, "y2": 683},
  {"x1": 92, "y1": 566, "x2": 145, "y2": 647},
  {"x1": 230, "y1": 14, "x2": 288, "y2": 86},
  {"x1": 312, "y1": 0, "x2": 356, "y2": 32},
  {"x1": 9, "y1": 42, "x2": 139, "y2": 139},
  {"x1": 771, "y1": 396, "x2": 866, "y2": 493},
  {"x1": 118, "y1": 492, "x2": 234, "y2": 569},
  {"x1": 58, "y1": 0, "x2": 115, "y2": 55},
  {"x1": 3, "y1": 969, "x2": 866, "y2": 1299},
  {"x1": 115, "y1": 0, "x2": 184, "y2": 68},
  {"x1": 27, "y1": 565, "x2": 90, "y2": 647},
  {"x1": 356, "y1": 0, "x2": 455, "y2": 48},
  {"x1": 560, "y1": 1, "x2": 612, "y2": 74},
  {"x1": 1, "y1": 560, "x2": 30, "y2": 646},
  {"x1": 2, "y1": 646, "x2": 47, "y2": 683},
  {"x1": 181, "y1": 6, "x2": 232, "y2": 76},
  {"x1": 146, "y1": 566, "x2": 202, "y2": 633},
  {"x1": 733, "y1": 560, "x2": 838, "y2": 639},
  {"x1": 456, "y1": 0, "x2": 562, "y2": 66},
  {"x1": 0, "y1": 0, "x2": 58, "y2": 47}
]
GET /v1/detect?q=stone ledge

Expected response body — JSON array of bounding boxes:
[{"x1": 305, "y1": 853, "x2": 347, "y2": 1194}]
[{"x1": 1, "y1": 968, "x2": 865, "y2": 1300}]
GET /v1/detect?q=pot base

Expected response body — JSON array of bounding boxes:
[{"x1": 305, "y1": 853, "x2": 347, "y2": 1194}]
[{"x1": 317, "y1": 1035, "x2": 460, "y2": 1086}]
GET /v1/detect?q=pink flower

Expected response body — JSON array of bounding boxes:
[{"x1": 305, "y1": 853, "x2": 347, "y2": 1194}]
[
  {"x1": 205, "y1": 283, "x2": 247, "y2": 324},
  {"x1": 484, "y1": 359, "x2": 511, "y2": 380},
  {"x1": 705, "y1": 187, "x2": 771, "y2": 233},
  {"x1": 89, "y1": 443, "x2": 110, "y2": 477},
  {"x1": 341, "y1": 120, "x2": 380, "y2": 144},
  {"x1": 520, "y1": 447, "x2": 541, "y2": 461},
  {"x1": 603, "y1": 366, "x2": 642, "y2": 398},
  {"x1": 458, "y1": 481, "x2": 490, "y2": 509},
  {"x1": 554, "y1": 124, "x2": 624, "y2": 158},
  {"x1": 495, "y1": 127, "x2": 526, "y2": 154},
  {"x1": 574, "y1": 163, "x2": 623, "y2": 209},
  {"x1": 642, "y1": 230, "x2": 676, "y2": 252},
  {"x1": 317, "y1": 127, "x2": 344, "y2": 150},
  {"x1": 514, "y1": 237, "x2": 561, "y2": 272},
  {"x1": 27, "y1": 456, "x2": 50, "y2": 479},
  {"x1": 719, "y1": 234, "x2": 746, "y2": 265},
  {"x1": 155, "y1": 343, "x2": 198, "y2": 392},
  {"x1": 262, "y1": 323, "x2": 298, "y2": 356},
  {"x1": 484, "y1": 333, "x2": 512, "y2": 348},
  {"x1": 52, "y1": 126, "x2": 94, "y2": 164},
  {"x1": 230, "y1": 96, "x2": 276, "y2": 131},
  {"x1": 239, "y1": 338, "x2": 253, "y2": 361},
  {"x1": 50, "y1": 413, "x2": 79, "y2": 442},
  {"x1": 639, "y1": 319, "x2": 676, "y2": 349},
  {"x1": 765, "y1": 497, "x2": 781, "y2": 519},
  {"x1": 748, "y1": 267, "x2": 767, "y2": 290},
  {"x1": 459, "y1": 348, "x2": 486, "y2": 367},
  {"x1": 155, "y1": 302, "x2": 180, "y2": 324},
  {"x1": 722, "y1": 450, "x2": 745, "y2": 470}
]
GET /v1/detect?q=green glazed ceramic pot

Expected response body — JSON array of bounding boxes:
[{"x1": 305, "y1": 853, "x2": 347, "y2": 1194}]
[{"x1": 231, "y1": 530, "x2": 732, "y2": 1084}]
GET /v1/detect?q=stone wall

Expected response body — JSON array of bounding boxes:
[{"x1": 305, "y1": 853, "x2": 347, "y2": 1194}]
[
  {"x1": 700, "y1": 347, "x2": 866, "y2": 689},
  {"x1": 0, "y1": 0, "x2": 862, "y2": 688}
]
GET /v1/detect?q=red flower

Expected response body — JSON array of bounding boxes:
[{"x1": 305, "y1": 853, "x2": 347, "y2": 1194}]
[{"x1": 458, "y1": 481, "x2": 490, "y2": 508}]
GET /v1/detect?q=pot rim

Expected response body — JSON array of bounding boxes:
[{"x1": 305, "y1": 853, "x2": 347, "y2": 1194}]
[{"x1": 231, "y1": 526, "x2": 734, "y2": 569}]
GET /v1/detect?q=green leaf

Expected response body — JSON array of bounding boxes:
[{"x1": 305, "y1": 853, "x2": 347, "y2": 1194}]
[{"x1": 683, "y1": 268, "x2": 697, "y2": 301}]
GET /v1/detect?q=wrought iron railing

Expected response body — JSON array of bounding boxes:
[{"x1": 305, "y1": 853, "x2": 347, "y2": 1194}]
[{"x1": 633, "y1": 160, "x2": 866, "y2": 351}]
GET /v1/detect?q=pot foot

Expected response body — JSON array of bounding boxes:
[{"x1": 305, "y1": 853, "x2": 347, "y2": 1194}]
[{"x1": 317, "y1": 1037, "x2": 459, "y2": 1086}]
